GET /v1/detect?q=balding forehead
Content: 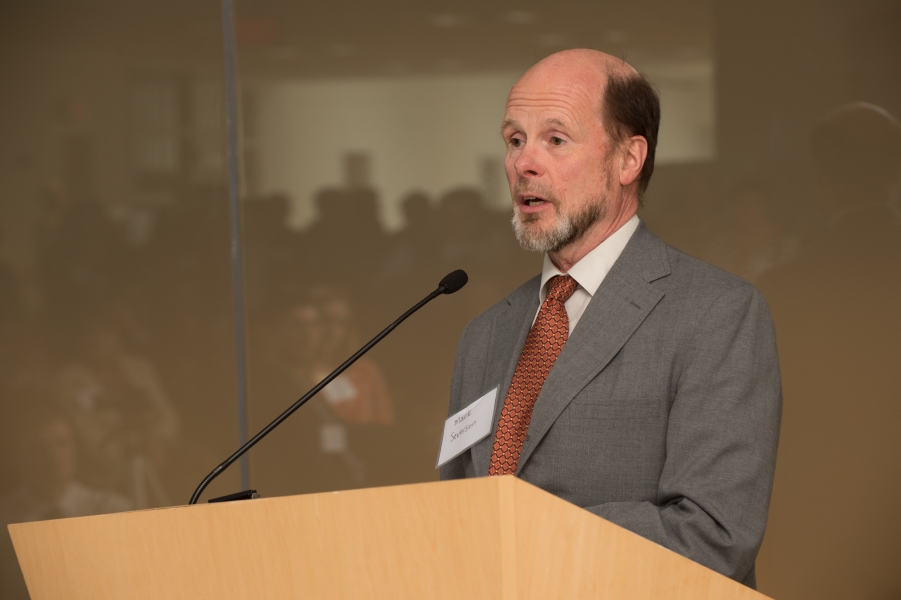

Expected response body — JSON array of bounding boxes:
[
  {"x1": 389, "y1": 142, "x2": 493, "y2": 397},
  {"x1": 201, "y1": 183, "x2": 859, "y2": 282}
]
[
  {"x1": 509, "y1": 65, "x2": 605, "y2": 115},
  {"x1": 505, "y1": 86, "x2": 602, "y2": 118}
]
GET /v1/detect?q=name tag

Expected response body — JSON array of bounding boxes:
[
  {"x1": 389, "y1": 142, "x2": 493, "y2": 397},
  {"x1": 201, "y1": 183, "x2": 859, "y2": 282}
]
[{"x1": 436, "y1": 386, "x2": 498, "y2": 468}]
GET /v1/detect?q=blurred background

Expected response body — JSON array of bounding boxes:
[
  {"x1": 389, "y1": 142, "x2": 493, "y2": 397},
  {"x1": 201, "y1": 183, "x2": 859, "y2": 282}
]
[{"x1": 0, "y1": 0, "x2": 898, "y2": 597}]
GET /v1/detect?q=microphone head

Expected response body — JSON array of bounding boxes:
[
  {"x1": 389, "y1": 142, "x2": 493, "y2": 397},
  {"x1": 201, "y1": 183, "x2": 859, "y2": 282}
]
[{"x1": 438, "y1": 269, "x2": 468, "y2": 294}]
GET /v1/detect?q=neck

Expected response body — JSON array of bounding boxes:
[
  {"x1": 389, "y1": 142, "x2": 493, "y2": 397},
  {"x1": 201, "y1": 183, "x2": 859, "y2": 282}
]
[{"x1": 549, "y1": 195, "x2": 637, "y2": 273}]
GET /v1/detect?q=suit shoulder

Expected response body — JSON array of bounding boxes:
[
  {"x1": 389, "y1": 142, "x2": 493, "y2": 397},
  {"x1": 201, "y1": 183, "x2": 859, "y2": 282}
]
[
  {"x1": 662, "y1": 242, "x2": 765, "y2": 305},
  {"x1": 632, "y1": 222, "x2": 758, "y2": 302},
  {"x1": 653, "y1": 243, "x2": 776, "y2": 359}
]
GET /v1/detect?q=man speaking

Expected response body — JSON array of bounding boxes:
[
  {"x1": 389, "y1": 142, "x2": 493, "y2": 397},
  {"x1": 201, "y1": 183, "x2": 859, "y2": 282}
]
[{"x1": 439, "y1": 49, "x2": 781, "y2": 589}]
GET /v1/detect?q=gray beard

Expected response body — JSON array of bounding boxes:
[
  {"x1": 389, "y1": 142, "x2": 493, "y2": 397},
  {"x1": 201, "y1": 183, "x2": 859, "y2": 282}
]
[{"x1": 511, "y1": 193, "x2": 609, "y2": 253}]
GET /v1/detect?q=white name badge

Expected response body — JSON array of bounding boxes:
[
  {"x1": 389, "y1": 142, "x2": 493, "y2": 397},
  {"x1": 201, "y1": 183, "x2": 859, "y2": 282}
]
[{"x1": 436, "y1": 386, "x2": 498, "y2": 468}]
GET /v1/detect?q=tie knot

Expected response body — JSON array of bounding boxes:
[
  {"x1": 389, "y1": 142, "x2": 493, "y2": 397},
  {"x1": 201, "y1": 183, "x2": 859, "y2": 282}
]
[{"x1": 547, "y1": 275, "x2": 579, "y2": 303}]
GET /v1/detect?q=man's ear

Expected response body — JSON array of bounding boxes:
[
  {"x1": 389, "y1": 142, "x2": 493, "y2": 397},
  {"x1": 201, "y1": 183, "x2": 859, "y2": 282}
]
[{"x1": 619, "y1": 135, "x2": 648, "y2": 187}]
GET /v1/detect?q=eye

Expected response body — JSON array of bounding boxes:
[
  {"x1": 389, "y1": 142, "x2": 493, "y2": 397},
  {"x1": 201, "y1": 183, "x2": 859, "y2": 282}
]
[
  {"x1": 509, "y1": 137, "x2": 523, "y2": 148},
  {"x1": 550, "y1": 136, "x2": 565, "y2": 146}
]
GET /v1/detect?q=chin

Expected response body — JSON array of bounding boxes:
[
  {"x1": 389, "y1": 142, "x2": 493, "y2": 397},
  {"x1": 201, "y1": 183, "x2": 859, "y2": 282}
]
[
  {"x1": 512, "y1": 218, "x2": 559, "y2": 253},
  {"x1": 514, "y1": 208, "x2": 552, "y2": 226}
]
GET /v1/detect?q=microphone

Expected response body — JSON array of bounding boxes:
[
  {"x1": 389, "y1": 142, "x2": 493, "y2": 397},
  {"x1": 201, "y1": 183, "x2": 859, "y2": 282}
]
[
  {"x1": 189, "y1": 269, "x2": 469, "y2": 504},
  {"x1": 437, "y1": 269, "x2": 468, "y2": 294}
]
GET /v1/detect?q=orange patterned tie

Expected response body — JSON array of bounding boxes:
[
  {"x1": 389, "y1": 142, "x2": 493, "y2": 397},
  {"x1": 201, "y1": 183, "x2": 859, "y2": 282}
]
[{"x1": 489, "y1": 275, "x2": 579, "y2": 475}]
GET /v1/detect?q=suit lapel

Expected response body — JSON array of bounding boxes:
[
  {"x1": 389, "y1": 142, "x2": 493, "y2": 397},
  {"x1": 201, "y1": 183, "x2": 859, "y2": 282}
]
[
  {"x1": 470, "y1": 277, "x2": 540, "y2": 476},
  {"x1": 516, "y1": 223, "x2": 671, "y2": 473}
]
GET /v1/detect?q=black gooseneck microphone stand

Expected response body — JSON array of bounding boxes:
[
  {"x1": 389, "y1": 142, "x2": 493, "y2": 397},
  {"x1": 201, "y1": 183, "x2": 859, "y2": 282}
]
[{"x1": 189, "y1": 269, "x2": 468, "y2": 505}]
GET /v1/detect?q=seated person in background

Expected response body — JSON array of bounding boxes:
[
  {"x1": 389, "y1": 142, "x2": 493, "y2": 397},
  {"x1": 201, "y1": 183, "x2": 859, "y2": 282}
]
[
  {"x1": 0, "y1": 405, "x2": 130, "y2": 599},
  {"x1": 55, "y1": 317, "x2": 179, "y2": 508}
]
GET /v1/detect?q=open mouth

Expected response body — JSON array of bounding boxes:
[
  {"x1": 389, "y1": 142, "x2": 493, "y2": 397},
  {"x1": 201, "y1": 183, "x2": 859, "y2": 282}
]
[
  {"x1": 517, "y1": 194, "x2": 555, "y2": 214},
  {"x1": 519, "y1": 194, "x2": 552, "y2": 207}
]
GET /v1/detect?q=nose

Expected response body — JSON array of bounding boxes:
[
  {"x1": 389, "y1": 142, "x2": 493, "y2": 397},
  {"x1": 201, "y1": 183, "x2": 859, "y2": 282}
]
[{"x1": 513, "y1": 142, "x2": 543, "y2": 179}]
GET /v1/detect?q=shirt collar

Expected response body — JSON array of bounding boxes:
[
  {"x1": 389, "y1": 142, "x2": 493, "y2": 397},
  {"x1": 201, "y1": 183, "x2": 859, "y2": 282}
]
[{"x1": 539, "y1": 214, "x2": 640, "y2": 302}]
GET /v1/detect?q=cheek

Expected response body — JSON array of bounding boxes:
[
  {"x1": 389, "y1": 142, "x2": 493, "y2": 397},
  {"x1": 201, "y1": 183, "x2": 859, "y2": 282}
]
[
  {"x1": 551, "y1": 165, "x2": 578, "y2": 198},
  {"x1": 504, "y1": 158, "x2": 518, "y2": 187},
  {"x1": 570, "y1": 158, "x2": 607, "y2": 192}
]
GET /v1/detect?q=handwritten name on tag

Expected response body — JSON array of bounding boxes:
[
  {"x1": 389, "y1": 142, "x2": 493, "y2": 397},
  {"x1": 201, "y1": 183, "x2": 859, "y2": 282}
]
[{"x1": 436, "y1": 387, "x2": 498, "y2": 468}]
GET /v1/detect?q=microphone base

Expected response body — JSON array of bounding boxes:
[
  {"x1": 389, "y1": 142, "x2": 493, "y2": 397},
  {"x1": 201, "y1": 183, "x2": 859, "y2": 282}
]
[{"x1": 208, "y1": 489, "x2": 260, "y2": 503}]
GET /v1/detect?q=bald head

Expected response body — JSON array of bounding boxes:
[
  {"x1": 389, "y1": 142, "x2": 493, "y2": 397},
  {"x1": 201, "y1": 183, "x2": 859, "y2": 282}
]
[{"x1": 512, "y1": 49, "x2": 637, "y2": 105}]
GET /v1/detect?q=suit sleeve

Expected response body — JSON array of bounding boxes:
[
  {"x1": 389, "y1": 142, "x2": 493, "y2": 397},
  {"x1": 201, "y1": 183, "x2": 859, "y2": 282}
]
[
  {"x1": 587, "y1": 284, "x2": 782, "y2": 584},
  {"x1": 439, "y1": 319, "x2": 475, "y2": 481}
]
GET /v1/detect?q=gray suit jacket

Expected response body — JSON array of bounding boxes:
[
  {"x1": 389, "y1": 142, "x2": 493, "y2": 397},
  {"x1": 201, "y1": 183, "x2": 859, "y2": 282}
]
[{"x1": 440, "y1": 221, "x2": 781, "y2": 588}]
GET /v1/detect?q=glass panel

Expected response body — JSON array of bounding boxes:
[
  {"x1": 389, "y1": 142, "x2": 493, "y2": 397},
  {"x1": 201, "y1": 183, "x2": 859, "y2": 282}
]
[
  {"x1": 715, "y1": 5, "x2": 901, "y2": 600},
  {"x1": 0, "y1": 2, "x2": 241, "y2": 596},
  {"x1": 233, "y1": 1, "x2": 899, "y2": 598},
  {"x1": 235, "y1": 2, "x2": 717, "y2": 496}
]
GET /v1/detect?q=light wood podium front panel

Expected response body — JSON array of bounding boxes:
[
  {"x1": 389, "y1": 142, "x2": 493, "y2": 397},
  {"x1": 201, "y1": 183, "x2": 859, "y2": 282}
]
[{"x1": 8, "y1": 477, "x2": 770, "y2": 599}]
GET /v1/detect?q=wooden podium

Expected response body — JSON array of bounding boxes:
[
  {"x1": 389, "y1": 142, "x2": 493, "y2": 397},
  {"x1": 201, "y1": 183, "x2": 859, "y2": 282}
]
[{"x1": 8, "y1": 476, "x2": 769, "y2": 599}]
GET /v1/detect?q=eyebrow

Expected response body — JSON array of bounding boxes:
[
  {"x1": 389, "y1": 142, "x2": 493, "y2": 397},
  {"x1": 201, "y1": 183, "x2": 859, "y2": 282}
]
[{"x1": 499, "y1": 117, "x2": 571, "y2": 135}]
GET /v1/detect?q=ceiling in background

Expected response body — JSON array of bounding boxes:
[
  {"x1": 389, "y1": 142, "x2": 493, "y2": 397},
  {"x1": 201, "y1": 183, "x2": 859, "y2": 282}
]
[
  {"x1": 236, "y1": 0, "x2": 713, "y2": 79},
  {"x1": 0, "y1": 1, "x2": 225, "y2": 63},
  {"x1": 0, "y1": 0, "x2": 712, "y2": 78}
]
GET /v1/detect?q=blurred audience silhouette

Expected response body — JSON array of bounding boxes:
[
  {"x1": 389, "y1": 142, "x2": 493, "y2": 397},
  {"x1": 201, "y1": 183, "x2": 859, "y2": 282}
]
[
  {"x1": 0, "y1": 400, "x2": 131, "y2": 598},
  {"x1": 756, "y1": 102, "x2": 901, "y2": 598},
  {"x1": 707, "y1": 179, "x2": 801, "y2": 283},
  {"x1": 55, "y1": 315, "x2": 179, "y2": 508}
]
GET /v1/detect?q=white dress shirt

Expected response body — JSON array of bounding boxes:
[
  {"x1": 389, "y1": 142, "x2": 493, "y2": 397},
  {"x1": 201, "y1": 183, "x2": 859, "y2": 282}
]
[{"x1": 535, "y1": 214, "x2": 640, "y2": 333}]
